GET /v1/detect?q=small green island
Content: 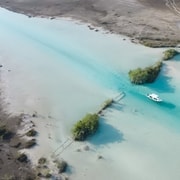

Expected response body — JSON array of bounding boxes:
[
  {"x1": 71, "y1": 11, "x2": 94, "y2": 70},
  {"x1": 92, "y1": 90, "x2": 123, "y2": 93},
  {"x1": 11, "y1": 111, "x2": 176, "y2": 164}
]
[
  {"x1": 72, "y1": 113, "x2": 99, "y2": 141},
  {"x1": 162, "y1": 49, "x2": 179, "y2": 61},
  {"x1": 128, "y1": 49, "x2": 179, "y2": 85},
  {"x1": 128, "y1": 61, "x2": 162, "y2": 84}
]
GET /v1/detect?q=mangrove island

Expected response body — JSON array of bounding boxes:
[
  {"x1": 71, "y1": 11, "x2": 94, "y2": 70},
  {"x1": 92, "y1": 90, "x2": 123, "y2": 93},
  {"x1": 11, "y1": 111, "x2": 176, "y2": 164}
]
[
  {"x1": 128, "y1": 61, "x2": 162, "y2": 85},
  {"x1": 72, "y1": 113, "x2": 99, "y2": 141},
  {"x1": 162, "y1": 49, "x2": 179, "y2": 61}
]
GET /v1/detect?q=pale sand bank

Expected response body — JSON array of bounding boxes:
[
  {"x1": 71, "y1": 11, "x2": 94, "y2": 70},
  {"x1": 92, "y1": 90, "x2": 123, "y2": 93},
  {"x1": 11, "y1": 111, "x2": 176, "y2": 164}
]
[{"x1": 0, "y1": 0, "x2": 180, "y2": 47}]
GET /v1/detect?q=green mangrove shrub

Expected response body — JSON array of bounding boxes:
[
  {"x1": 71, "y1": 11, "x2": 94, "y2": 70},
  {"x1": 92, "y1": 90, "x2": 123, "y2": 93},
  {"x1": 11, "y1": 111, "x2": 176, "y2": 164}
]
[
  {"x1": 25, "y1": 139, "x2": 36, "y2": 148},
  {"x1": 162, "y1": 49, "x2": 179, "y2": 61},
  {"x1": 17, "y1": 153, "x2": 28, "y2": 163},
  {"x1": 57, "y1": 160, "x2": 68, "y2": 173},
  {"x1": 128, "y1": 61, "x2": 162, "y2": 84},
  {"x1": 98, "y1": 99, "x2": 113, "y2": 114},
  {"x1": 101, "y1": 99, "x2": 113, "y2": 110},
  {"x1": 26, "y1": 129, "x2": 37, "y2": 137},
  {"x1": 72, "y1": 113, "x2": 99, "y2": 141}
]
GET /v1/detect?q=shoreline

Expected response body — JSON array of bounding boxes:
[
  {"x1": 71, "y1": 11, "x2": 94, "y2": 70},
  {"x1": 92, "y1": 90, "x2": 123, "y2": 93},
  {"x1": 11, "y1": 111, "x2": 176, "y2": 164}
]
[{"x1": 0, "y1": 0, "x2": 180, "y2": 47}]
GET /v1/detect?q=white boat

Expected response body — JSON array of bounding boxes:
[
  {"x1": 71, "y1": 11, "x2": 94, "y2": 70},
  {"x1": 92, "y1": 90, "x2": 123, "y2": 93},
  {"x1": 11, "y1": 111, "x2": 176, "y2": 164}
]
[{"x1": 147, "y1": 93, "x2": 162, "y2": 102}]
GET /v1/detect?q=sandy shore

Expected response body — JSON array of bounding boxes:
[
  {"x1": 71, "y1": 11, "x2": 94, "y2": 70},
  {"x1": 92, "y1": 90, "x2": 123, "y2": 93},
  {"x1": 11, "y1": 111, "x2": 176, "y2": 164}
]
[
  {"x1": 0, "y1": 97, "x2": 36, "y2": 179},
  {"x1": 0, "y1": 0, "x2": 180, "y2": 47}
]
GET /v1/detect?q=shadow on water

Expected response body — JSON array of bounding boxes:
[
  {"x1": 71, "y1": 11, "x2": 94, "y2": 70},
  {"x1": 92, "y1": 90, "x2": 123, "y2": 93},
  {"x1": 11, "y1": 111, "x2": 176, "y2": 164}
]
[
  {"x1": 129, "y1": 90, "x2": 176, "y2": 110},
  {"x1": 146, "y1": 98, "x2": 176, "y2": 110},
  {"x1": 109, "y1": 103, "x2": 124, "y2": 112},
  {"x1": 173, "y1": 54, "x2": 180, "y2": 61},
  {"x1": 151, "y1": 75, "x2": 174, "y2": 93},
  {"x1": 145, "y1": 65, "x2": 175, "y2": 93},
  {"x1": 159, "y1": 100, "x2": 176, "y2": 109},
  {"x1": 89, "y1": 117, "x2": 124, "y2": 146}
]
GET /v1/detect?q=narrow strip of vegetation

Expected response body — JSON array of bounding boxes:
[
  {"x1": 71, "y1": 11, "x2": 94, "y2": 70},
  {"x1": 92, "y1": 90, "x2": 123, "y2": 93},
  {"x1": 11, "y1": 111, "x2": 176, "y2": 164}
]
[
  {"x1": 26, "y1": 129, "x2": 37, "y2": 137},
  {"x1": 162, "y1": 49, "x2": 179, "y2": 61},
  {"x1": 38, "y1": 157, "x2": 47, "y2": 165},
  {"x1": 72, "y1": 113, "x2": 99, "y2": 141},
  {"x1": 139, "y1": 38, "x2": 180, "y2": 48},
  {"x1": 56, "y1": 160, "x2": 68, "y2": 173},
  {"x1": 97, "y1": 99, "x2": 113, "y2": 114},
  {"x1": 128, "y1": 61, "x2": 162, "y2": 84}
]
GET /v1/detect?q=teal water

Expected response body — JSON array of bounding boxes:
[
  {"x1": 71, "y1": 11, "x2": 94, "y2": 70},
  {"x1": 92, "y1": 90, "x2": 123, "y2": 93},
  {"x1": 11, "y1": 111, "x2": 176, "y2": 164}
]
[{"x1": 0, "y1": 7, "x2": 179, "y2": 131}]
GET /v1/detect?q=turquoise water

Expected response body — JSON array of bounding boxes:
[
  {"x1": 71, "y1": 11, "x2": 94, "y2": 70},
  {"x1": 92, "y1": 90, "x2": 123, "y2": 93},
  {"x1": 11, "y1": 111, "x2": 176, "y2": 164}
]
[{"x1": 0, "y1": 7, "x2": 179, "y2": 131}]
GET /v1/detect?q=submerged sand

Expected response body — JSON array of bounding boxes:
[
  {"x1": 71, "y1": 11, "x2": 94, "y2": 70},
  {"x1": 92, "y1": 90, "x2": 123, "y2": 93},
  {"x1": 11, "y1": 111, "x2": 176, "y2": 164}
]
[{"x1": 0, "y1": 0, "x2": 180, "y2": 47}]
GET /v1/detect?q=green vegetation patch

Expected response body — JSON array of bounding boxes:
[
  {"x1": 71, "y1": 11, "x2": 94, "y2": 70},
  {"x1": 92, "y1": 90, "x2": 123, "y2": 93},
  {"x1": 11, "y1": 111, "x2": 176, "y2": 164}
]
[
  {"x1": 38, "y1": 157, "x2": 47, "y2": 165},
  {"x1": 72, "y1": 113, "x2": 99, "y2": 141},
  {"x1": 101, "y1": 99, "x2": 113, "y2": 110},
  {"x1": 25, "y1": 139, "x2": 36, "y2": 148},
  {"x1": 45, "y1": 173, "x2": 52, "y2": 178},
  {"x1": 36, "y1": 167, "x2": 51, "y2": 178},
  {"x1": 139, "y1": 38, "x2": 180, "y2": 48},
  {"x1": 26, "y1": 129, "x2": 37, "y2": 137},
  {"x1": 98, "y1": 99, "x2": 113, "y2": 114},
  {"x1": 162, "y1": 49, "x2": 179, "y2": 61},
  {"x1": 128, "y1": 61, "x2": 162, "y2": 85},
  {"x1": 17, "y1": 153, "x2": 28, "y2": 163},
  {"x1": 56, "y1": 160, "x2": 67, "y2": 173}
]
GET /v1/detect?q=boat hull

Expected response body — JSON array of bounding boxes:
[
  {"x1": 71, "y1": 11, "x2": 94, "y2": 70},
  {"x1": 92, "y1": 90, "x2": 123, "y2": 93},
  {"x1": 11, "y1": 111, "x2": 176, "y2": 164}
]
[{"x1": 147, "y1": 94, "x2": 162, "y2": 102}]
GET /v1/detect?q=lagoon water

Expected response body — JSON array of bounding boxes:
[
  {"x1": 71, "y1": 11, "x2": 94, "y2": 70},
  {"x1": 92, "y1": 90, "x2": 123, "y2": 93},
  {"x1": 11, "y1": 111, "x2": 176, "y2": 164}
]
[{"x1": 0, "y1": 7, "x2": 180, "y2": 180}]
